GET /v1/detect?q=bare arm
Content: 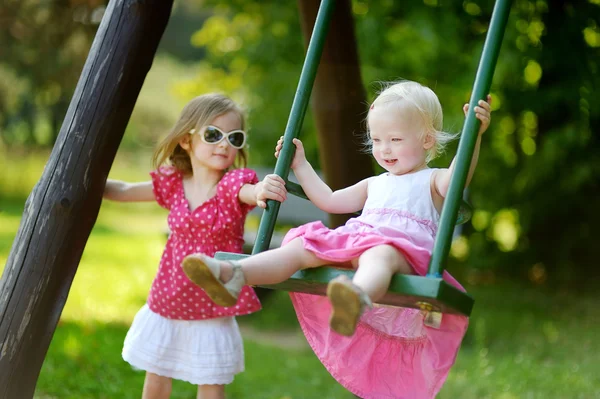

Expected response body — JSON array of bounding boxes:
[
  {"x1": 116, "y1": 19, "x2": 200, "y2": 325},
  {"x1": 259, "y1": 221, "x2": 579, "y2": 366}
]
[
  {"x1": 293, "y1": 157, "x2": 369, "y2": 214},
  {"x1": 294, "y1": 166, "x2": 369, "y2": 213},
  {"x1": 434, "y1": 136, "x2": 482, "y2": 197},
  {"x1": 433, "y1": 97, "x2": 492, "y2": 198},
  {"x1": 103, "y1": 180, "x2": 155, "y2": 202},
  {"x1": 238, "y1": 174, "x2": 288, "y2": 208},
  {"x1": 274, "y1": 137, "x2": 368, "y2": 213}
]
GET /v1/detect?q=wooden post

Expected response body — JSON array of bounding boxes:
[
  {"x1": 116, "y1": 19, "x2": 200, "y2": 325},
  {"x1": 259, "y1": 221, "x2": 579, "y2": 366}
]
[
  {"x1": 297, "y1": 0, "x2": 373, "y2": 228},
  {"x1": 0, "y1": 1, "x2": 173, "y2": 396}
]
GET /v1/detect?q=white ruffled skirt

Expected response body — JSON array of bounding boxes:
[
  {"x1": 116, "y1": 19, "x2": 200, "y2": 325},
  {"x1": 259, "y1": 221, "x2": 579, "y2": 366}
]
[{"x1": 122, "y1": 305, "x2": 244, "y2": 385}]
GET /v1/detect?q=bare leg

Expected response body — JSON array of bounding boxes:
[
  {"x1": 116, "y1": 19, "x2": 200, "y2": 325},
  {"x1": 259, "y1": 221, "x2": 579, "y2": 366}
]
[
  {"x1": 327, "y1": 245, "x2": 411, "y2": 336},
  {"x1": 352, "y1": 244, "x2": 412, "y2": 303},
  {"x1": 197, "y1": 384, "x2": 225, "y2": 399},
  {"x1": 142, "y1": 372, "x2": 172, "y2": 399},
  {"x1": 182, "y1": 238, "x2": 329, "y2": 306},
  {"x1": 221, "y1": 238, "x2": 326, "y2": 285}
]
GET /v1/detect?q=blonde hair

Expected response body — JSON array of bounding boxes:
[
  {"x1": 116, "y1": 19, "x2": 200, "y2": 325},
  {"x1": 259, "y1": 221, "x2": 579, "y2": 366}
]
[
  {"x1": 366, "y1": 80, "x2": 457, "y2": 163},
  {"x1": 152, "y1": 93, "x2": 248, "y2": 174}
]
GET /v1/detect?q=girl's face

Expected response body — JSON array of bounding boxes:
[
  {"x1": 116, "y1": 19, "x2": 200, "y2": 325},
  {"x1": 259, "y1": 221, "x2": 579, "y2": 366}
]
[
  {"x1": 368, "y1": 103, "x2": 434, "y2": 175},
  {"x1": 182, "y1": 111, "x2": 242, "y2": 172}
]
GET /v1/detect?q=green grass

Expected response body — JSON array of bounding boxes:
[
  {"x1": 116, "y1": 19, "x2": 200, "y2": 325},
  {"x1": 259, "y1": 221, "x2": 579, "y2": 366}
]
[
  {"x1": 1, "y1": 150, "x2": 599, "y2": 398},
  {"x1": 442, "y1": 285, "x2": 600, "y2": 399},
  {"x1": 35, "y1": 321, "x2": 350, "y2": 399}
]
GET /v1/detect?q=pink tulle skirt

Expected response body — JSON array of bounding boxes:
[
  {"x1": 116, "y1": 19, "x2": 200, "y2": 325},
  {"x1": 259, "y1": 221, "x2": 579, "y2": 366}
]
[{"x1": 283, "y1": 221, "x2": 469, "y2": 399}]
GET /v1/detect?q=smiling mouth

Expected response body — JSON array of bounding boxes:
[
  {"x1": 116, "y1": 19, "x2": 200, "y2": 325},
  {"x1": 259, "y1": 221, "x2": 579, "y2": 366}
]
[{"x1": 383, "y1": 159, "x2": 397, "y2": 164}]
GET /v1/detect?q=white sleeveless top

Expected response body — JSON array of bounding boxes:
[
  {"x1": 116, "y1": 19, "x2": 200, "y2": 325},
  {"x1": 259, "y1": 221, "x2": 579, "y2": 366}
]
[{"x1": 347, "y1": 168, "x2": 440, "y2": 250}]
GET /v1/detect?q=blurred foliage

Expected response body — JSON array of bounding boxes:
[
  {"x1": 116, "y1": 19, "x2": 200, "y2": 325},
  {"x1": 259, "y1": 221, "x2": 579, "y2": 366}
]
[
  {"x1": 0, "y1": 1, "x2": 208, "y2": 149},
  {"x1": 1, "y1": 0, "x2": 599, "y2": 285},
  {"x1": 0, "y1": 0, "x2": 106, "y2": 146}
]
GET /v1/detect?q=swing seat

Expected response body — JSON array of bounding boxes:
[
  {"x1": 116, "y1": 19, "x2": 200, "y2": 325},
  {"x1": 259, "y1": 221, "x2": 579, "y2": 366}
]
[
  {"x1": 217, "y1": 182, "x2": 474, "y2": 316},
  {"x1": 214, "y1": 251, "x2": 474, "y2": 316}
]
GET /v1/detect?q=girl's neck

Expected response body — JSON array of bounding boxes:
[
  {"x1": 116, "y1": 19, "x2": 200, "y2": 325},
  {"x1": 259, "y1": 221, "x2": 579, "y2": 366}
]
[
  {"x1": 189, "y1": 165, "x2": 225, "y2": 188},
  {"x1": 388, "y1": 162, "x2": 429, "y2": 176},
  {"x1": 408, "y1": 162, "x2": 429, "y2": 174},
  {"x1": 182, "y1": 165, "x2": 226, "y2": 211}
]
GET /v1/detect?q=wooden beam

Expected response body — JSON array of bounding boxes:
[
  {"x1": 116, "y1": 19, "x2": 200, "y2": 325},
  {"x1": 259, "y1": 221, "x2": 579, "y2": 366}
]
[
  {"x1": 0, "y1": 1, "x2": 173, "y2": 396},
  {"x1": 297, "y1": 0, "x2": 373, "y2": 228}
]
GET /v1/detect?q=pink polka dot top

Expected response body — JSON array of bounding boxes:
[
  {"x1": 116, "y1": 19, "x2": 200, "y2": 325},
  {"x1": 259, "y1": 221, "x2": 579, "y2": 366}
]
[{"x1": 146, "y1": 165, "x2": 262, "y2": 320}]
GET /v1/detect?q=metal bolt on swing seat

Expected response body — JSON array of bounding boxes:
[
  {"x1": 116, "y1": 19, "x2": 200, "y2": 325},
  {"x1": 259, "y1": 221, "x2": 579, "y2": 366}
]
[
  {"x1": 416, "y1": 301, "x2": 434, "y2": 312},
  {"x1": 416, "y1": 301, "x2": 443, "y2": 328}
]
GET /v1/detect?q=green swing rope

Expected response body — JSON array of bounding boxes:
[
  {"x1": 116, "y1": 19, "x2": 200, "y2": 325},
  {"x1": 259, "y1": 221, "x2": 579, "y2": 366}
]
[
  {"x1": 428, "y1": 0, "x2": 513, "y2": 277},
  {"x1": 252, "y1": 0, "x2": 336, "y2": 255}
]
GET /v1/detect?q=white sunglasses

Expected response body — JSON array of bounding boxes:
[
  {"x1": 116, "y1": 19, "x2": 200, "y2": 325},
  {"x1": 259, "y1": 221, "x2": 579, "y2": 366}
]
[{"x1": 190, "y1": 125, "x2": 247, "y2": 149}]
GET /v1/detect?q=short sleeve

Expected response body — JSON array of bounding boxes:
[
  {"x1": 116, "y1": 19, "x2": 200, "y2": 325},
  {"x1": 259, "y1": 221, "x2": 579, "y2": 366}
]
[
  {"x1": 150, "y1": 166, "x2": 182, "y2": 210},
  {"x1": 216, "y1": 168, "x2": 259, "y2": 217}
]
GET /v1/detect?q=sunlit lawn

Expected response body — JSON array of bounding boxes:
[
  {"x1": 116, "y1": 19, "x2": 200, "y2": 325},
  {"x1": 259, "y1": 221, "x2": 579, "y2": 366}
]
[{"x1": 1, "y1": 152, "x2": 599, "y2": 398}]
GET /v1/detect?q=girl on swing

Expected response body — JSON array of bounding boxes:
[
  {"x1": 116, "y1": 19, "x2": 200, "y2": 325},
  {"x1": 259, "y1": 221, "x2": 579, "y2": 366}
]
[{"x1": 182, "y1": 81, "x2": 492, "y2": 399}]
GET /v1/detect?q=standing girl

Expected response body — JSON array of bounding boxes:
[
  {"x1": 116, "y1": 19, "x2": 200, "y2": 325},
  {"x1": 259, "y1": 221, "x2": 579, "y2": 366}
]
[
  {"x1": 181, "y1": 81, "x2": 492, "y2": 399},
  {"x1": 103, "y1": 93, "x2": 286, "y2": 399}
]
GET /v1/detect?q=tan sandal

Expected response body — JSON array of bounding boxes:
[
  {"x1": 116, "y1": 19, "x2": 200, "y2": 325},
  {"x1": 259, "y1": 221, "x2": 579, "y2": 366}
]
[
  {"x1": 327, "y1": 275, "x2": 373, "y2": 336},
  {"x1": 182, "y1": 254, "x2": 245, "y2": 307}
]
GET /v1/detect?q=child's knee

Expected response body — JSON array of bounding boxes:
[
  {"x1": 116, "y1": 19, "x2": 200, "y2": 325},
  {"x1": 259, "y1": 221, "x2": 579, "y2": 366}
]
[
  {"x1": 363, "y1": 245, "x2": 410, "y2": 272},
  {"x1": 284, "y1": 238, "x2": 320, "y2": 267},
  {"x1": 197, "y1": 384, "x2": 225, "y2": 399},
  {"x1": 368, "y1": 244, "x2": 402, "y2": 260},
  {"x1": 145, "y1": 372, "x2": 171, "y2": 385},
  {"x1": 143, "y1": 372, "x2": 172, "y2": 396}
]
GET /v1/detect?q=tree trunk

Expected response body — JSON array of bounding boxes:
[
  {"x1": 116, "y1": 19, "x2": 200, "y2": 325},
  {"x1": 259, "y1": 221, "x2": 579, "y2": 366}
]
[
  {"x1": 0, "y1": 1, "x2": 173, "y2": 396},
  {"x1": 297, "y1": 0, "x2": 373, "y2": 228}
]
